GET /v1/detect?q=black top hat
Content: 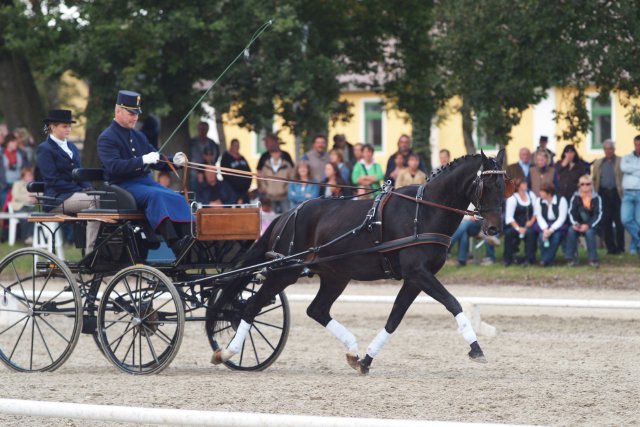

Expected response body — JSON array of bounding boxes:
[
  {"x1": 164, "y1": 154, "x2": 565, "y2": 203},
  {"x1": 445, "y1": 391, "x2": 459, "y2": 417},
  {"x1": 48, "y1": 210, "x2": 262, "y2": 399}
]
[
  {"x1": 43, "y1": 109, "x2": 76, "y2": 125},
  {"x1": 116, "y1": 90, "x2": 142, "y2": 114}
]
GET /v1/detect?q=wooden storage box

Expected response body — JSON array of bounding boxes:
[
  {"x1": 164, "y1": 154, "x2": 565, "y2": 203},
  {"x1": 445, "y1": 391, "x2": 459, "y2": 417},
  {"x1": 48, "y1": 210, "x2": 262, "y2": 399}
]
[{"x1": 195, "y1": 207, "x2": 260, "y2": 241}]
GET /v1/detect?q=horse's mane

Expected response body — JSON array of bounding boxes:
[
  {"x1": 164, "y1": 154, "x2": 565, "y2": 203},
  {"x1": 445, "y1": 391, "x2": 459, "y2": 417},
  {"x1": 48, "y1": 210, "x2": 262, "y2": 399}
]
[{"x1": 426, "y1": 154, "x2": 481, "y2": 184}]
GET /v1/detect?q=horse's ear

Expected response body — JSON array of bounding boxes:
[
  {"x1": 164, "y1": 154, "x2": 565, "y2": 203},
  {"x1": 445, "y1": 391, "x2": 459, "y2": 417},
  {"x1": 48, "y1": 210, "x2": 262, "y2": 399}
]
[
  {"x1": 480, "y1": 149, "x2": 489, "y2": 171},
  {"x1": 496, "y1": 149, "x2": 506, "y2": 168}
]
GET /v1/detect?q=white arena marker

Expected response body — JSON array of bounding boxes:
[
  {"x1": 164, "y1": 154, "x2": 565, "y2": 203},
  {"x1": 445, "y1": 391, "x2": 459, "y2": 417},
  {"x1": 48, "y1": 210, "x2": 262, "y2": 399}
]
[{"x1": 0, "y1": 398, "x2": 539, "y2": 427}]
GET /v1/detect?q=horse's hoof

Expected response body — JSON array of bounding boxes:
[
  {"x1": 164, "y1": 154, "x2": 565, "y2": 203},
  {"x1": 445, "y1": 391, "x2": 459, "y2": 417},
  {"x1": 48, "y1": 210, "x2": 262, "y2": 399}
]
[
  {"x1": 468, "y1": 341, "x2": 487, "y2": 363},
  {"x1": 346, "y1": 352, "x2": 360, "y2": 370},
  {"x1": 211, "y1": 350, "x2": 224, "y2": 365},
  {"x1": 358, "y1": 361, "x2": 370, "y2": 375}
]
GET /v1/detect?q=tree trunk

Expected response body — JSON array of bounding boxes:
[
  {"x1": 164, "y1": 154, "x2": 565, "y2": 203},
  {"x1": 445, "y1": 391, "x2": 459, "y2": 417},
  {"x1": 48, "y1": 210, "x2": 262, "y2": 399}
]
[
  {"x1": 0, "y1": 50, "x2": 46, "y2": 143},
  {"x1": 461, "y1": 100, "x2": 476, "y2": 155},
  {"x1": 83, "y1": 85, "x2": 113, "y2": 168},
  {"x1": 214, "y1": 108, "x2": 226, "y2": 154},
  {"x1": 159, "y1": 111, "x2": 191, "y2": 157},
  {"x1": 409, "y1": 111, "x2": 433, "y2": 175}
]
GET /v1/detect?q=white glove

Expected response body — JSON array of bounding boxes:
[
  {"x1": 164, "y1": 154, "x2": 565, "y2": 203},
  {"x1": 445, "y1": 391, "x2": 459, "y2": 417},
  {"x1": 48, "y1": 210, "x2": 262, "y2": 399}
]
[
  {"x1": 142, "y1": 152, "x2": 160, "y2": 165},
  {"x1": 173, "y1": 152, "x2": 187, "y2": 167}
]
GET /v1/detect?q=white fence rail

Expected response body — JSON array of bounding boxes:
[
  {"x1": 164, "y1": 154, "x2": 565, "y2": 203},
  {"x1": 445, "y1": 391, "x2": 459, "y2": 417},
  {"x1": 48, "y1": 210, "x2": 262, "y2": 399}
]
[{"x1": 0, "y1": 398, "x2": 529, "y2": 427}]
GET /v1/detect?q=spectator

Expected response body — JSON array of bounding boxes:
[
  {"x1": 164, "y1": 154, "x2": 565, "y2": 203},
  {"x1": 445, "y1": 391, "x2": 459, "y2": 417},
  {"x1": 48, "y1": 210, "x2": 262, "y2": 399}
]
[
  {"x1": 189, "y1": 121, "x2": 219, "y2": 165},
  {"x1": 257, "y1": 134, "x2": 293, "y2": 172},
  {"x1": 328, "y1": 148, "x2": 351, "y2": 185},
  {"x1": 195, "y1": 168, "x2": 236, "y2": 205},
  {"x1": 621, "y1": 135, "x2": 640, "y2": 255},
  {"x1": 536, "y1": 135, "x2": 555, "y2": 166},
  {"x1": 321, "y1": 162, "x2": 351, "y2": 198},
  {"x1": 220, "y1": 138, "x2": 252, "y2": 204},
  {"x1": 352, "y1": 143, "x2": 364, "y2": 168},
  {"x1": 258, "y1": 145, "x2": 294, "y2": 214},
  {"x1": 435, "y1": 149, "x2": 451, "y2": 172},
  {"x1": 1, "y1": 132, "x2": 31, "y2": 205},
  {"x1": 566, "y1": 175, "x2": 602, "y2": 267},
  {"x1": 505, "y1": 147, "x2": 532, "y2": 183},
  {"x1": 302, "y1": 134, "x2": 329, "y2": 183},
  {"x1": 352, "y1": 143, "x2": 384, "y2": 199},
  {"x1": 592, "y1": 139, "x2": 624, "y2": 254},
  {"x1": 9, "y1": 166, "x2": 36, "y2": 244},
  {"x1": 528, "y1": 149, "x2": 559, "y2": 196},
  {"x1": 395, "y1": 153, "x2": 427, "y2": 188},
  {"x1": 157, "y1": 171, "x2": 172, "y2": 188},
  {"x1": 13, "y1": 127, "x2": 35, "y2": 164},
  {"x1": 332, "y1": 134, "x2": 354, "y2": 166},
  {"x1": 259, "y1": 197, "x2": 279, "y2": 235},
  {"x1": 503, "y1": 179, "x2": 537, "y2": 266},
  {"x1": 288, "y1": 160, "x2": 320, "y2": 208},
  {"x1": 385, "y1": 134, "x2": 425, "y2": 183},
  {"x1": 534, "y1": 183, "x2": 568, "y2": 267},
  {"x1": 450, "y1": 204, "x2": 497, "y2": 267},
  {"x1": 386, "y1": 152, "x2": 406, "y2": 186},
  {"x1": 555, "y1": 144, "x2": 587, "y2": 200}
]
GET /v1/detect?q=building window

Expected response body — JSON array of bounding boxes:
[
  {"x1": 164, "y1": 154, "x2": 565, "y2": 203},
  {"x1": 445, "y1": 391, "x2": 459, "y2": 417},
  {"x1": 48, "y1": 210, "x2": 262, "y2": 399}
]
[
  {"x1": 364, "y1": 101, "x2": 383, "y2": 151},
  {"x1": 475, "y1": 112, "x2": 497, "y2": 150},
  {"x1": 591, "y1": 95, "x2": 612, "y2": 150}
]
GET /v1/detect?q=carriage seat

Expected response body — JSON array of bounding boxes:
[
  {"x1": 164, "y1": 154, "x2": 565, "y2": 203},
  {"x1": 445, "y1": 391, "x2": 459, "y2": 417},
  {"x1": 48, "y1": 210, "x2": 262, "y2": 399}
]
[{"x1": 72, "y1": 168, "x2": 140, "y2": 214}]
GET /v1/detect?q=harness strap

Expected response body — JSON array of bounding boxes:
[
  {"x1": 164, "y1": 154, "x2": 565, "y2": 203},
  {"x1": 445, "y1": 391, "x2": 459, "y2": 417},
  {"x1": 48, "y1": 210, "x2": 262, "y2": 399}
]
[{"x1": 164, "y1": 156, "x2": 189, "y2": 203}]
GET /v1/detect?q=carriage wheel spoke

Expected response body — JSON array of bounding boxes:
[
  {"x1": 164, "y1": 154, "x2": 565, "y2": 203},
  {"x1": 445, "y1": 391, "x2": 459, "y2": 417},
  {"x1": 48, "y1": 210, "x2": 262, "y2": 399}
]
[
  {"x1": 153, "y1": 328, "x2": 173, "y2": 345},
  {"x1": 104, "y1": 312, "x2": 131, "y2": 330},
  {"x1": 38, "y1": 315, "x2": 71, "y2": 344},
  {"x1": 34, "y1": 268, "x2": 55, "y2": 306},
  {"x1": 122, "y1": 328, "x2": 137, "y2": 365},
  {"x1": 256, "y1": 303, "x2": 282, "y2": 317},
  {"x1": 141, "y1": 279, "x2": 161, "y2": 319},
  {"x1": 34, "y1": 317, "x2": 54, "y2": 364},
  {"x1": 142, "y1": 325, "x2": 160, "y2": 366},
  {"x1": 11, "y1": 261, "x2": 31, "y2": 309},
  {"x1": 253, "y1": 319, "x2": 283, "y2": 331},
  {"x1": 8, "y1": 316, "x2": 29, "y2": 361},
  {"x1": 108, "y1": 291, "x2": 136, "y2": 319},
  {"x1": 138, "y1": 322, "x2": 143, "y2": 372},
  {"x1": 122, "y1": 277, "x2": 140, "y2": 317},
  {"x1": 0, "y1": 287, "x2": 30, "y2": 310},
  {"x1": 248, "y1": 330, "x2": 260, "y2": 364},
  {"x1": 140, "y1": 297, "x2": 173, "y2": 322},
  {"x1": 213, "y1": 324, "x2": 232, "y2": 335},
  {"x1": 109, "y1": 322, "x2": 135, "y2": 353},
  {"x1": 0, "y1": 315, "x2": 29, "y2": 336},
  {"x1": 39, "y1": 288, "x2": 69, "y2": 312},
  {"x1": 250, "y1": 323, "x2": 276, "y2": 351}
]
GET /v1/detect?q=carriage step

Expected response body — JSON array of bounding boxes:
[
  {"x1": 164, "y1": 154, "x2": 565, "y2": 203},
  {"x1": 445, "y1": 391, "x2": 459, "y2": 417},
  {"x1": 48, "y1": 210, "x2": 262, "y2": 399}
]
[{"x1": 81, "y1": 315, "x2": 97, "y2": 334}]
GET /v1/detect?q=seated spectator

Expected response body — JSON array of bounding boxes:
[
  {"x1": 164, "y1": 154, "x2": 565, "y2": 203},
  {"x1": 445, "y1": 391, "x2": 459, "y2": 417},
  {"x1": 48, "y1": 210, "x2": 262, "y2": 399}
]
[
  {"x1": 332, "y1": 134, "x2": 354, "y2": 166},
  {"x1": 329, "y1": 148, "x2": 351, "y2": 184},
  {"x1": 566, "y1": 175, "x2": 602, "y2": 267},
  {"x1": 9, "y1": 166, "x2": 36, "y2": 244},
  {"x1": 504, "y1": 179, "x2": 537, "y2": 266},
  {"x1": 302, "y1": 134, "x2": 329, "y2": 183},
  {"x1": 384, "y1": 134, "x2": 425, "y2": 184},
  {"x1": 352, "y1": 143, "x2": 364, "y2": 171},
  {"x1": 258, "y1": 147, "x2": 294, "y2": 214},
  {"x1": 555, "y1": 144, "x2": 587, "y2": 200},
  {"x1": 321, "y1": 162, "x2": 352, "y2": 198},
  {"x1": 157, "y1": 171, "x2": 172, "y2": 188},
  {"x1": 534, "y1": 183, "x2": 568, "y2": 267},
  {"x1": 1, "y1": 132, "x2": 31, "y2": 205},
  {"x1": 395, "y1": 154, "x2": 427, "y2": 188},
  {"x1": 450, "y1": 204, "x2": 496, "y2": 266},
  {"x1": 220, "y1": 138, "x2": 252, "y2": 203},
  {"x1": 351, "y1": 144, "x2": 384, "y2": 199},
  {"x1": 528, "y1": 149, "x2": 558, "y2": 196},
  {"x1": 195, "y1": 169, "x2": 236, "y2": 205},
  {"x1": 288, "y1": 160, "x2": 320, "y2": 208}
]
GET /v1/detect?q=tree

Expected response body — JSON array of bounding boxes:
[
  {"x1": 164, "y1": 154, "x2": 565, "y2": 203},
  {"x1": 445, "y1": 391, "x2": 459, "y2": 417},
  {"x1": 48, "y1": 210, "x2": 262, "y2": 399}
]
[{"x1": 434, "y1": 0, "x2": 580, "y2": 150}]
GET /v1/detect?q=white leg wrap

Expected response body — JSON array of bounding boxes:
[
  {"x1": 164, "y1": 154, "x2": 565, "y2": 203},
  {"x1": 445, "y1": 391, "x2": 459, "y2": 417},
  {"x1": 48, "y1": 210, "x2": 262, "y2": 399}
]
[
  {"x1": 455, "y1": 312, "x2": 477, "y2": 345},
  {"x1": 227, "y1": 319, "x2": 252, "y2": 354},
  {"x1": 326, "y1": 319, "x2": 358, "y2": 353},
  {"x1": 366, "y1": 329, "x2": 391, "y2": 358}
]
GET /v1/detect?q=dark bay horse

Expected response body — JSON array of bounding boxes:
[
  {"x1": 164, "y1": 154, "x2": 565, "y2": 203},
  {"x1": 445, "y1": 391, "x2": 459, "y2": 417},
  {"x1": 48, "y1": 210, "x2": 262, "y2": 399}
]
[{"x1": 209, "y1": 150, "x2": 509, "y2": 373}]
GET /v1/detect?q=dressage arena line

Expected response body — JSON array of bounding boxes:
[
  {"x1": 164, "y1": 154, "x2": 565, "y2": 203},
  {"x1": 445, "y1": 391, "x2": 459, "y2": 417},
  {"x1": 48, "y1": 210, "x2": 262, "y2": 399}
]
[
  {"x1": 287, "y1": 294, "x2": 640, "y2": 336},
  {"x1": 0, "y1": 398, "x2": 538, "y2": 427}
]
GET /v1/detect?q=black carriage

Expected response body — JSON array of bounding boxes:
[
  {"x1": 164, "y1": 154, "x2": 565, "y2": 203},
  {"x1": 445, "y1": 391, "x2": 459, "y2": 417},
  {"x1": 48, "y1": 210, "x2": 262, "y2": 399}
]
[{"x1": 0, "y1": 169, "x2": 290, "y2": 375}]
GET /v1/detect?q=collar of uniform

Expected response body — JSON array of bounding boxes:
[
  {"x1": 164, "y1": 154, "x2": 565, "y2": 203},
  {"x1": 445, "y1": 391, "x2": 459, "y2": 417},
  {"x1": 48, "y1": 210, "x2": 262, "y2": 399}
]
[{"x1": 50, "y1": 134, "x2": 68, "y2": 145}]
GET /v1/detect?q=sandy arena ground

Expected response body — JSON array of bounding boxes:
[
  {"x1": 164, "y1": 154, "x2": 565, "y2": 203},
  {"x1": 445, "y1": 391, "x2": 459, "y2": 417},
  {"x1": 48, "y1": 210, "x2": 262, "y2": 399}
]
[{"x1": 0, "y1": 282, "x2": 639, "y2": 427}]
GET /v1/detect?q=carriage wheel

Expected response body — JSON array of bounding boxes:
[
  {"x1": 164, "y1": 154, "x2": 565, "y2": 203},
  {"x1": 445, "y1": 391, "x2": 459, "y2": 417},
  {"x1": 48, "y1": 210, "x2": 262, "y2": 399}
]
[
  {"x1": 97, "y1": 266, "x2": 184, "y2": 375},
  {"x1": 208, "y1": 282, "x2": 290, "y2": 371},
  {"x1": 0, "y1": 248, "x2": 81, "y2": 372}
]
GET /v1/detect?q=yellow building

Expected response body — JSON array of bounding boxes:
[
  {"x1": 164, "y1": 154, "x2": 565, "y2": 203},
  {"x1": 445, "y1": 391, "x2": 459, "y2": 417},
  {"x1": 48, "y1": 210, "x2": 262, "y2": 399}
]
[{"x1": 224, "y1": 87, "x2": 639, "y2": 173}]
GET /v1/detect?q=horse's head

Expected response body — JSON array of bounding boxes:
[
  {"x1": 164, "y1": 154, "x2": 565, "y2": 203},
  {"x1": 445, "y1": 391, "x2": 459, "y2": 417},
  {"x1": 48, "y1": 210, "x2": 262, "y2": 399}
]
[{"x1": 472, "y1": 149, "x2": 512, "y2": 236}]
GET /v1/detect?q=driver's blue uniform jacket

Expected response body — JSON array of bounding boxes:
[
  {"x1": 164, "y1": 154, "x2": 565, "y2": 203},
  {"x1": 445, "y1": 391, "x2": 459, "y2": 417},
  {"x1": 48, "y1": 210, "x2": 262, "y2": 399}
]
[{"x1": 97, "y1": 120, "x2": 193, "y2": 229}]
